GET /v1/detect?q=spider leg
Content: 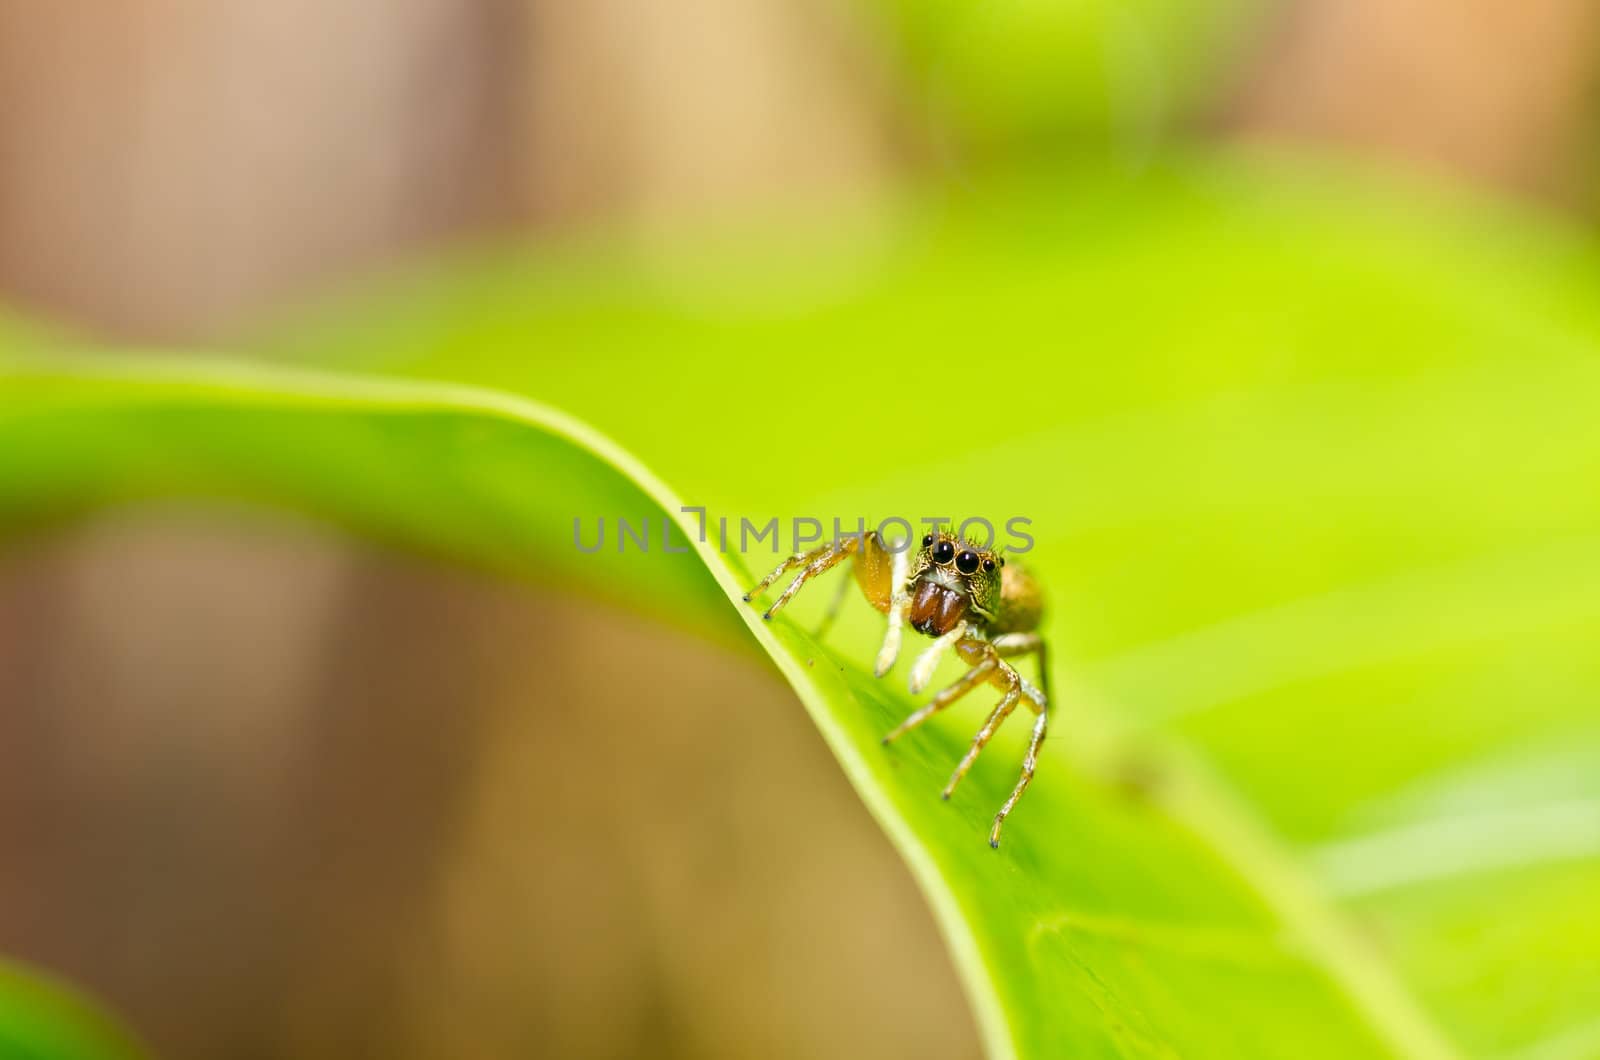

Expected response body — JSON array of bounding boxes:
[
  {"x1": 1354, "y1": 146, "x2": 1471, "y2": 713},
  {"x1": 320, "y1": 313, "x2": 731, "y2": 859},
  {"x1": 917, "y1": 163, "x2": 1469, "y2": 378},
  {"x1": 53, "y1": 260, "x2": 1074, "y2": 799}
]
[
  {"x1": 983, "y1": 634, "x2": 1050, "y2": 848},
  {"x1": 882, "y1": 655, "x2": 997, "y2": 744},
  {"x1": 811, "y1": 567, "x2": 854, "y2": 640},
  {"x1": 990, "y1": 706, "x2": 1048, "y2": 849},
  {"x1": 909, "y1": 620, "x2": 968, "y2": 693},
  {"x1": 745, "y1": 536, "x2": 860, "y2": 621},
  {"x1": 743, "y1": 551, "x2": 810, "y2": 601},
  {"x1": 872, "y1": 543, "x2": 912, "y2": 677},
  {"x1": 991, "y1": 631, "x2": 1051, "y2": 703},
  {"x1": 932, "y1": 633, "x2": 1051, "y2": 848},
  {"x1": 943, "y1": 677, "x2": 1021, "y2": 799}
]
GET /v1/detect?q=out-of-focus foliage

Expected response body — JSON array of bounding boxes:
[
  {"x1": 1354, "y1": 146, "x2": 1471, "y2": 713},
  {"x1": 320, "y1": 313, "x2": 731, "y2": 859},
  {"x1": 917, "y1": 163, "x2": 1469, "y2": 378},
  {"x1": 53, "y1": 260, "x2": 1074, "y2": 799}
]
[
  {"x1": 3, "y1": 158, "x2": 1600, "y2": 1056},
  {"x1": 868, "y1": 0, "x2": 1265, "y2": 152},
  {"x1": 0, "y1": 959, "x2": 147, "y2": 1060}
]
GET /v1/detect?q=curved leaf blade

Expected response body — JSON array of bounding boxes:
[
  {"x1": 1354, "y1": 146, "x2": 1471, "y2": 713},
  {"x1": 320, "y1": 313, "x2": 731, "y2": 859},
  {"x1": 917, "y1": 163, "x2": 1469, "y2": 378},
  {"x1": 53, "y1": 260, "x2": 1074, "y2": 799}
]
[
  {"x1": 0, "y1": 958, "x2": 148, "y2": 1060},
  {"x1": 0, "y1": 359, "x2": 1450, "y2": 1058}
]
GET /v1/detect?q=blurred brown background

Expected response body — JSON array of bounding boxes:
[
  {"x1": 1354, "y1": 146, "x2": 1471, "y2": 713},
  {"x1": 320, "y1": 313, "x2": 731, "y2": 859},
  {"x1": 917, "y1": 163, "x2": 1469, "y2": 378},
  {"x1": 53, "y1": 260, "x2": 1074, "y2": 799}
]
[{"x1": 1, "y1": 2, "x2": 1598, "y2": 1057}]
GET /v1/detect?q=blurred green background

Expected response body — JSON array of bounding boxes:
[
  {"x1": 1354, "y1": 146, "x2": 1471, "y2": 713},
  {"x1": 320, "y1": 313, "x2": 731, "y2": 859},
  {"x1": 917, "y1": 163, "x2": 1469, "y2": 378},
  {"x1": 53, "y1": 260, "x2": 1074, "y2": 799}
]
[{"x1": 2, "y1": 2, "x2": 1600, "y2": 1058}]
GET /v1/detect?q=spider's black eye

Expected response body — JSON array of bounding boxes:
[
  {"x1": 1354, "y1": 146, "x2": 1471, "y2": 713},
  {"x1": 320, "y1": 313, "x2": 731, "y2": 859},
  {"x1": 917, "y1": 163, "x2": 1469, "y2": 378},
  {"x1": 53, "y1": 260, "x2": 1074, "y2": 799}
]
[
  {"x1": 921, "y1": 534, "x2": 933, "y2": 548},
  {"x1": 932, "y1": 540, "x2": 956, "y2": 565},
  {"x1": 982, "y1": 558, "x2": 995, "y2": 572},
  {"x1": 956, "y1": 550, "x2": 980, "y2": 575}
]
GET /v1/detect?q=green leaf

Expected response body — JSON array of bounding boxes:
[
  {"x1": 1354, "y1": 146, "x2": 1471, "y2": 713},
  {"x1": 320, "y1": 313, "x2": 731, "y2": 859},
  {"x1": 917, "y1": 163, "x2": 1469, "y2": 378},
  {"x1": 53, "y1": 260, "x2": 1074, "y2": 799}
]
[
  {"x1": 0, "y1": 959, "x2": 148, "y2": 1060},
  {"x1": 4, "y1": 159, "x2": 1599, "y2": 1057},
  {"x1": 867, "y1": 0, "x2": 1264, "y2": 153}
]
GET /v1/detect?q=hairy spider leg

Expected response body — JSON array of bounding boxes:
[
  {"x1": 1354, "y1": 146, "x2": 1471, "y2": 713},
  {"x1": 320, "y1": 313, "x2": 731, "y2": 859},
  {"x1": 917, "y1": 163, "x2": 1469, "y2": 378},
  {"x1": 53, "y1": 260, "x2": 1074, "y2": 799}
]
[
  {"x1": 811, "y1": 569, "x2": 855, "y2": 639},
  {"x1": 872, "y1": 543, "x2": 911, "y2": 677},
  {"x1": 992, "y1": 631, "x2": 1052, "y2": 703},
  {"x1": 943, "y1": 683, "x2": 1021, "y2": 800},
  {"x1": 991, "y1": 708, "x2": 1048, "y2": 848},
  {"x1": 909, "y1": 620, "x2": 969, "y2": 694},
  {"x1": 744, "y1": 536, "x2": 862, "y2": 621},
  {"x1": 940, "y1": 632, "x2": 1051, "y2": 848},
  {"x1": 881, "y1": 655, "x2": 999, "y2": 744}
]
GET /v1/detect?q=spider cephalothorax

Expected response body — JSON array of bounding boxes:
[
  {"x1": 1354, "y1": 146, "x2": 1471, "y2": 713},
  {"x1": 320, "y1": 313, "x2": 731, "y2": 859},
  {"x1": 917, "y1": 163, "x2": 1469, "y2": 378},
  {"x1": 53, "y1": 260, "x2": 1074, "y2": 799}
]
[
  {"x1": 743, "y1": 526, "x2": 1049, "y2": 848},
  {"x1": 907, "y1": 533, "x2": 1005, "y2": 635}
]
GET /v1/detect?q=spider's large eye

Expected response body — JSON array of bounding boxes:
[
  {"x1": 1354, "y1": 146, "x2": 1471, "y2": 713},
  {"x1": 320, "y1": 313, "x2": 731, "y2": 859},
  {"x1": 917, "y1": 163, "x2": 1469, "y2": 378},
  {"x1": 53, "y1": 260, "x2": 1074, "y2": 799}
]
[
  {"x1": 921, "y1": 534, "x2": 933, "y2": 548},
  {"x1": 955, "y1": 550, "x2": 980, "y2": 575},
  {"x1": 932, "y1": 540, "x2": 956, "y2": 565}
]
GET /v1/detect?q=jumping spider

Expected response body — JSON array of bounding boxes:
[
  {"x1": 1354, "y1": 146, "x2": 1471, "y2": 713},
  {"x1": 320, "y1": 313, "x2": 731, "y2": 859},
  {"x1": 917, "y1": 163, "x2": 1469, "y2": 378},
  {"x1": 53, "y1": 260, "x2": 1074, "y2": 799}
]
[{"x1": 744, "y1": 529, "x2": 1048, "y2": 848}]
